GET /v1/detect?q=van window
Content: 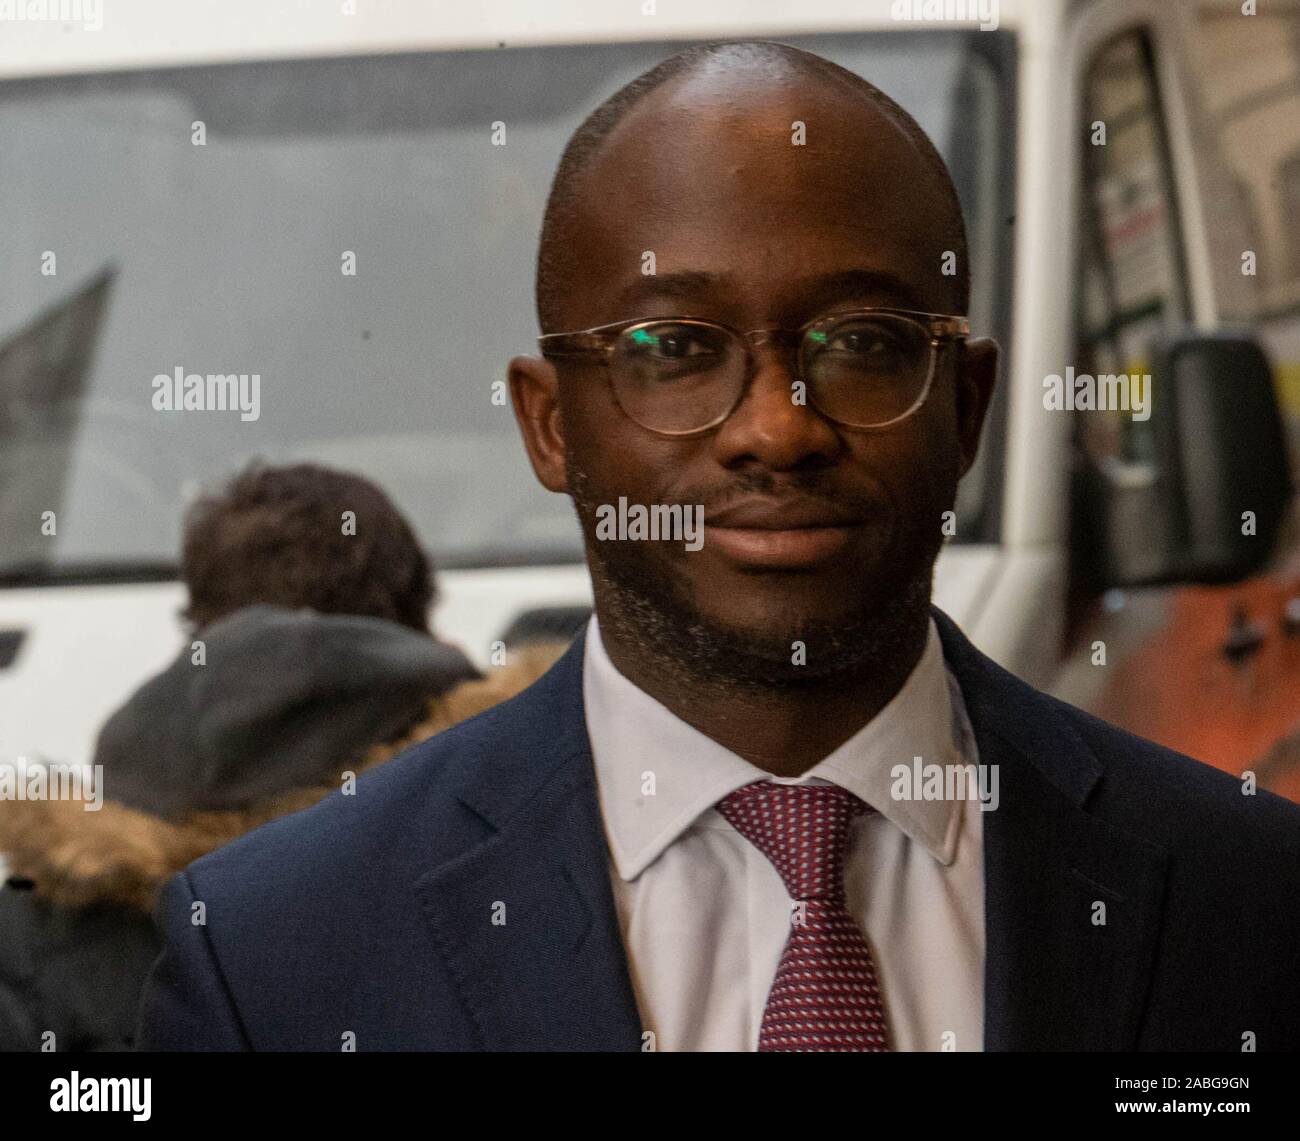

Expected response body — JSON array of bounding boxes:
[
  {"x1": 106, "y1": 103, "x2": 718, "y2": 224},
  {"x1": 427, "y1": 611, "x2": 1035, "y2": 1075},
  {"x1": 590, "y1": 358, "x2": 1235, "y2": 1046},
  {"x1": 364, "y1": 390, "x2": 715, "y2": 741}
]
[
  {"x1": 1196, "y1": 3, "x2": 1300, "y2": 316},
  {"x1": 1192, "y1": 3, "x2": 1300, "y2": 473},
  {"x1": 1075, "y1": 30, "x2": 1186, "y2": 466},
  {"x1": 0, "y1": 32, "x2": 1014, "y2": 583}
]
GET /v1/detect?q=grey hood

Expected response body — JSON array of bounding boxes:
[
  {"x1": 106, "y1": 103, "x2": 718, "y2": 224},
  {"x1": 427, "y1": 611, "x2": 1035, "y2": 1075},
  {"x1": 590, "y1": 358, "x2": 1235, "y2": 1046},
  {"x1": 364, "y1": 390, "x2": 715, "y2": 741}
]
[{"x1": 90, "y1": 604, "x2": 480, "y2": 820}]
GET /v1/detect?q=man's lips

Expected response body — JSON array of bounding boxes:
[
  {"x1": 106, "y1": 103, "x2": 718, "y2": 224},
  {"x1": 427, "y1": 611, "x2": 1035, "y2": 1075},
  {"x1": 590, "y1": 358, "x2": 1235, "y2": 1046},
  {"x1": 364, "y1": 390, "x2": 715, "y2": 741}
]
[
  {"x1": 705, "y1": 524, "x2": 858, "y2": 567},
  {"x1": 702, "y1": 497, "x2": 866, "y2": 569}
]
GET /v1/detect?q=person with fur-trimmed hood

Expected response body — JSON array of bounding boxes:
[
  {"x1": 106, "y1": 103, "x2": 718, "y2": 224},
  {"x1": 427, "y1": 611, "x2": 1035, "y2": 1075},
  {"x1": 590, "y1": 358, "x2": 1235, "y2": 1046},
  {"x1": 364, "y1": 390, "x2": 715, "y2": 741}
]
[{"x1": 0, "y1": 462, "x2": 562, "y2": 1051}]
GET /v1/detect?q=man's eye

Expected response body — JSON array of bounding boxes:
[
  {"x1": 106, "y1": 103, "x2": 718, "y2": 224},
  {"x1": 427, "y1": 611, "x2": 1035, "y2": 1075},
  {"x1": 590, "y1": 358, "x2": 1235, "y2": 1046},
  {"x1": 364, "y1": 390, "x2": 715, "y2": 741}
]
[
  {"x1": 825, "y1": 327, "x2": 896, "y2": 355},
  {"x1": 633, "y1": 327, "x2": 717, "y2": 360}
]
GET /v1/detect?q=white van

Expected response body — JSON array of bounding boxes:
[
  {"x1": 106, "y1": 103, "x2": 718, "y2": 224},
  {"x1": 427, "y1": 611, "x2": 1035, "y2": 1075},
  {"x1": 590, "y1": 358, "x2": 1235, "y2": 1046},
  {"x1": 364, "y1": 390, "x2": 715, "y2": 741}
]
[{"x1": 2, "y1": 0, "x2": 1298, "y2": 797}]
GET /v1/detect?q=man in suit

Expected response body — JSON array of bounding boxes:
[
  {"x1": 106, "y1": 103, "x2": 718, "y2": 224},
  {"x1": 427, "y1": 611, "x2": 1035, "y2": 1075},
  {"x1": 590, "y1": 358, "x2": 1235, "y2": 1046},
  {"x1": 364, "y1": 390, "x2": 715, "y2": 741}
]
[{"x1": 137, "y1": 41, "x2": 1300, "y2": 1052}]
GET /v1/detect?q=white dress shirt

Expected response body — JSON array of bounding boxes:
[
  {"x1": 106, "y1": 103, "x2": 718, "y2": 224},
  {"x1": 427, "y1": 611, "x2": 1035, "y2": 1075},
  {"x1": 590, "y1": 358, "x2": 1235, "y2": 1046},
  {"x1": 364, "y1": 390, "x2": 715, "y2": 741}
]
[{"x1": 582, "y1": 614, "x2": 985, "y2": 1051}]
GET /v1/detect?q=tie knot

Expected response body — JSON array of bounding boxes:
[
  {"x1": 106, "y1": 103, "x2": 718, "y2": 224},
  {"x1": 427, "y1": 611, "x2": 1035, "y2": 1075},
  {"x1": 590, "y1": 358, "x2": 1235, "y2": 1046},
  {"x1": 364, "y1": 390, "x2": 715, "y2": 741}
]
[{"x1": 717, "y1": 781, "x2": 872, "y2": 902}]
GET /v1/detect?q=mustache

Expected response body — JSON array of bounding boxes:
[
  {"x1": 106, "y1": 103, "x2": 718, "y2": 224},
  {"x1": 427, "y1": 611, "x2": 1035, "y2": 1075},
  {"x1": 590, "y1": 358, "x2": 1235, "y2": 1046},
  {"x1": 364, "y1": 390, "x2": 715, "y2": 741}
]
[
  {"x1": 670, "y1": 470, "x2": 881, "y2": 519},
  {"x1": 564, "y1": 458, "x2": 883, "y2": 526}
]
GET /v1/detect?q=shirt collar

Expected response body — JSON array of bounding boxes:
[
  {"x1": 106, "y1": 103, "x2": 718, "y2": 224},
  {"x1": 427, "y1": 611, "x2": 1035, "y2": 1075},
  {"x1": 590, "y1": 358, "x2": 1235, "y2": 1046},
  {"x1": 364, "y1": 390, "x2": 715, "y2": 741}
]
[{"x1": 582, "y1": 614, "x2": 971, "y2": 882}]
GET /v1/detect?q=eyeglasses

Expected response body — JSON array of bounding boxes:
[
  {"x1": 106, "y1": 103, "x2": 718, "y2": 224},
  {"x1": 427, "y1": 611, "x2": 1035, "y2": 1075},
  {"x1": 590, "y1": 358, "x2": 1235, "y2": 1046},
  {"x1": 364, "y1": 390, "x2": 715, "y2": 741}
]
[{"x1": 539, "y1": 307, "x2": 969, "y2": 437}]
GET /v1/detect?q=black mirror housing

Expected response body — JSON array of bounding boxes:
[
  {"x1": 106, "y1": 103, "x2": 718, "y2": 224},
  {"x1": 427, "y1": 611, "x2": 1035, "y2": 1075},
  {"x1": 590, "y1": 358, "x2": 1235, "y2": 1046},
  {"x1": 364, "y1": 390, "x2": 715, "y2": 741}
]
[{"x1": 1073, "y1": 329, "x2": 1293, "y2": 589}]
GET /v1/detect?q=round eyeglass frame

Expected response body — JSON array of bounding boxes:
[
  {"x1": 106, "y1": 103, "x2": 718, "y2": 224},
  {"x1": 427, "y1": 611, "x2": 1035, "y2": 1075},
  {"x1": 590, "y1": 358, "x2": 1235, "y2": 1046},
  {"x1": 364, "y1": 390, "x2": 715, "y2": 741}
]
[{"x1": 538, "y1": 307, "x2": 971, "y2": 437}]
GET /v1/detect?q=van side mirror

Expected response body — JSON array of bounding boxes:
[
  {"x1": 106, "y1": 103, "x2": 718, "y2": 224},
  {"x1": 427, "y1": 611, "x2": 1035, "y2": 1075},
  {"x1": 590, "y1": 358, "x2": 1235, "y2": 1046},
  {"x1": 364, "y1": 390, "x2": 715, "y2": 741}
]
[{"x1": 1072, "y1": 330, "x2": 1293, "y2": 589}]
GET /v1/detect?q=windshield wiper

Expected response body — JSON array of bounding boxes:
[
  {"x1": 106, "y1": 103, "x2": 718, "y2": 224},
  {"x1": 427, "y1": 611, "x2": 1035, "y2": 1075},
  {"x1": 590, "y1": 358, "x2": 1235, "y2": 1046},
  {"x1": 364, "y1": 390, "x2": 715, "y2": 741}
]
[{"x1": 0, "y1": 560, "x2": 179, "y2": 588}]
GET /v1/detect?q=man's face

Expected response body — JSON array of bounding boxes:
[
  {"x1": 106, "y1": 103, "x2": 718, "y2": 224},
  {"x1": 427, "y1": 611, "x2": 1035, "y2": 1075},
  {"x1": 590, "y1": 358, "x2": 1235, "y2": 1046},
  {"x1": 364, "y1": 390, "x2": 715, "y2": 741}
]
[{"x1": 512, "y1": 69, "x2": 996, "y2": 679}]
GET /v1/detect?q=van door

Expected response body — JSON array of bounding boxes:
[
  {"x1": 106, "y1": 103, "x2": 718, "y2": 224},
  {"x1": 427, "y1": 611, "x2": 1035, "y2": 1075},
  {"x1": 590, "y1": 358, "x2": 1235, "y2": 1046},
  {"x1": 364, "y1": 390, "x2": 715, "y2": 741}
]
[{"x1": 1055, "y1": 0, "x2": 1300, "y2": 801}]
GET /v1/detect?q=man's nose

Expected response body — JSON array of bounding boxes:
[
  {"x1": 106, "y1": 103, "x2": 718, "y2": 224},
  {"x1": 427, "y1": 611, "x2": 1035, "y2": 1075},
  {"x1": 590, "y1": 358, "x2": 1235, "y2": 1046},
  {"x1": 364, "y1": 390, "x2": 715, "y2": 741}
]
[{"x1": 710, "y1": 343, "x2": 842, "y2": 470}]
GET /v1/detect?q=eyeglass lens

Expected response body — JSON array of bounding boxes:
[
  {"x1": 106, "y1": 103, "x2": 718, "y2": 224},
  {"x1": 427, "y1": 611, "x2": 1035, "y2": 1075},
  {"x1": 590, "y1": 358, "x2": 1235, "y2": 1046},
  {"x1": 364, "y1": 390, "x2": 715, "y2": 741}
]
[{"x1": 609, "y1": 314, "x2": 933, "y2": 433}]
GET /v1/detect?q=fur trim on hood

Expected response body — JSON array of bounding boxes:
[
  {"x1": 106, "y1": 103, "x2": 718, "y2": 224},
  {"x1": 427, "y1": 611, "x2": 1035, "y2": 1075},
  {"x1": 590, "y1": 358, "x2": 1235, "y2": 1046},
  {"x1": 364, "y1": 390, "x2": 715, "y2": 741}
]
[{"x1": 0, "y1": 644, "x2": 564, "y2": 915}]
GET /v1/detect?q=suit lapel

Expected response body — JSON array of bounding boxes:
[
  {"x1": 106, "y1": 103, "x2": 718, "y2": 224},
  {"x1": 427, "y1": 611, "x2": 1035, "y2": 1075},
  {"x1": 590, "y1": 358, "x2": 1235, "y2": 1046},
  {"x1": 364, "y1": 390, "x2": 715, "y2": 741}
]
[
  {"x1": 933, "y1": 607, "x2": 1169, "y2": 1050},
  {"x1": 415, "y1": 639, "x2": 643, "y2": 1051},
  {"x1": 418, "y1": 609, "x2": 1170, "y2": 1051}
]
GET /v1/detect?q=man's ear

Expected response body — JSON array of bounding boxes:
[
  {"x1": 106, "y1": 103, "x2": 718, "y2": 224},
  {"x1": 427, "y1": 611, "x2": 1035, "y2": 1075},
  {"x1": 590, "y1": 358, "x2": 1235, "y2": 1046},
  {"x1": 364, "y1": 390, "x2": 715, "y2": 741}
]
[
  {"x1": 953, "y1": 337, "x2": 998, "y2": 479},
  {"x1": 508, "y1": 355, "x2": 568, "y2": 493}
]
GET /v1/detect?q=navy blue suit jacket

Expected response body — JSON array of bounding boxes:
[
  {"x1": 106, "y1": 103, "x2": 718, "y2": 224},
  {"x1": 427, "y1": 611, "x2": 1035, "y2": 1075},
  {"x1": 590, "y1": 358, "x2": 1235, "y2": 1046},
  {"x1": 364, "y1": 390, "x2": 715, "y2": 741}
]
[{"x1": 136, "y1": 608, "x2": 1300, "y2": 1050}]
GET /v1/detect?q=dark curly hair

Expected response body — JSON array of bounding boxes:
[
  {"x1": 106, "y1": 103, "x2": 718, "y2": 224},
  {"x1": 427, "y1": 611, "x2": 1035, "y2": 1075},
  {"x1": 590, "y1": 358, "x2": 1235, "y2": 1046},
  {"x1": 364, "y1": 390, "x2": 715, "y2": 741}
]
[{"x1": 181, "y1": 461, "x2": 434, "y2": 633}]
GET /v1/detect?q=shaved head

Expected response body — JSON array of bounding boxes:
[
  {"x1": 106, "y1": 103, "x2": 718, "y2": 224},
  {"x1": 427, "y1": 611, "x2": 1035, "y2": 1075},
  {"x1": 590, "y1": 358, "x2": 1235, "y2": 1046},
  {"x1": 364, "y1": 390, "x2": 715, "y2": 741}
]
[
  {"x1": 535, "y1": 40, "x2": 970, "y2": 334},
  {"x1": 509, "y1": 36, "x2": 998, "y2": 737}
]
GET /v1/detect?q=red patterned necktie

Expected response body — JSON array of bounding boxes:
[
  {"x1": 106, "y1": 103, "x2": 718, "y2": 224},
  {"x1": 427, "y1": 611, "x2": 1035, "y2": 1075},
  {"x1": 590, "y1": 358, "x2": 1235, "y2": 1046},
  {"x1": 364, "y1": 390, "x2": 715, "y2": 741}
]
[{"x1": 717, "y1": 780, "x2": 891, "y2": 1052}]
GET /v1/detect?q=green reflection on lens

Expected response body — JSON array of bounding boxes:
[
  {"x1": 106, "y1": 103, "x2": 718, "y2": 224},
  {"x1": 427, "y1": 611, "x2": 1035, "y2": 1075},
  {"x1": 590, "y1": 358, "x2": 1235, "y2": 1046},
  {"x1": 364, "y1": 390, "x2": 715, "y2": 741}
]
[{"x1": 629, "y1": 328, "x2": 659, "y2": 346}]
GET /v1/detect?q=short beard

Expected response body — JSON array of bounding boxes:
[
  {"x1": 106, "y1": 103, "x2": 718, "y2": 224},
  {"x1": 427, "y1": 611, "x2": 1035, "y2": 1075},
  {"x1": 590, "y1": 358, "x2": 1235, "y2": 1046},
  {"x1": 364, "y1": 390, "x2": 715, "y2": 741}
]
[{"x1": 568, "y1": 463, "x2": 938, "y2": 698}]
